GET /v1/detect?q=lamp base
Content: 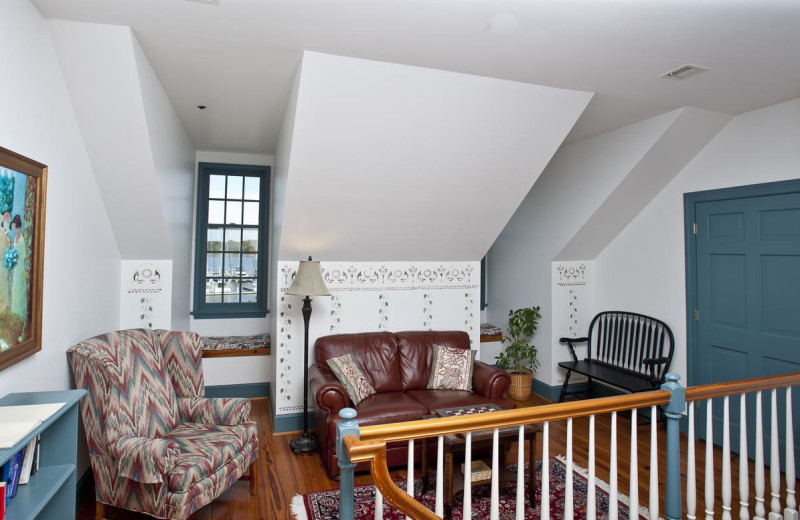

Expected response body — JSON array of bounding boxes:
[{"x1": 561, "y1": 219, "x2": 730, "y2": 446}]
[{"x1": 290, "y1": 433, "x2": 319, "y2": 454}]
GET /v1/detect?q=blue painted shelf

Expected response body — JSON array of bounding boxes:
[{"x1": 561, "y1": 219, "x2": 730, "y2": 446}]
[{"x1": 0, "y1": 390, "x2": 86, "y2": 520}]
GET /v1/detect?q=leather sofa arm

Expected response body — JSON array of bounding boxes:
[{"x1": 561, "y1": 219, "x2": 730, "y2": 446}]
[
  {"x1": 472, "y1": 360, "x2": 511, "y2": 399},
  {"x1": 309, "y1": 364, "x2": 349, "y2": 415}
]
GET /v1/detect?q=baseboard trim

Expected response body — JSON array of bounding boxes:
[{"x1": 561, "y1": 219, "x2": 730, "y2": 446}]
[
  {"x1": 273, "y1": 411, "x2": 315, "y2": 433},
  {"x1": 532, "y1": 379, "x2": 589, "y2": 402},
  {"x1": 205, "y1": 382, "x2": 271, "y2": 399}
]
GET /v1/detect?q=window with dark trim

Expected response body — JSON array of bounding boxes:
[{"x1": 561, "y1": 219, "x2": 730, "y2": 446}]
[{"x1": 192, "y1": 162, "x2": 270, "y2": 319}]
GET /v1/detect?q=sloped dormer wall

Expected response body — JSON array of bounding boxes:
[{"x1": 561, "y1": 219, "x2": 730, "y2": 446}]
[{"x1": 272, "y1": 52, "x2": 593, "y2": 429}]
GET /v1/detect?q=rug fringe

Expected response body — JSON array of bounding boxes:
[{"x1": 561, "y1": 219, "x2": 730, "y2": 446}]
[
  {"x1": 554, "y1": 454, "x2": 654, "y2": 519},
  {"x1": 290, "y1": 493, "x2": 308, "y2": 520}
]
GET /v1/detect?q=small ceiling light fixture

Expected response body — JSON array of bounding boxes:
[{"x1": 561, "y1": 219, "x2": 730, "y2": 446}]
[
  {"x1": 197, "y1": 105, "x2": 207, "y2": 110},
  {"x1": 659, "y1": 64, "x2": 710, "y2": 80}
]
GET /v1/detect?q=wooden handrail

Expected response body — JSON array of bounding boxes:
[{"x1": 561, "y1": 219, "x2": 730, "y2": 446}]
[
  {"x1": 686, "y1": 372, "x2": 800, "y2": 402},
  {"x1": 357, "y1": 389, "x2": 671, "y2": 444},
  {"x1": 344, "y1": 436, "x2": 439, "y2": 520}
]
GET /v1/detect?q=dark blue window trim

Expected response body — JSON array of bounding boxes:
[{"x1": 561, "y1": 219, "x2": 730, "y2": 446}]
[{"x1": 192, "y1": 162, "x2": 270, "y2": 319}]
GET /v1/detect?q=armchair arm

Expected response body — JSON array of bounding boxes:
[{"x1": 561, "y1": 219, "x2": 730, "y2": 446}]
[
  {"x1": 178, "y1": 397, "x2": 251, "y2": 425},
  {"x1": 309, "y1": 364, "x2": 349, "y2": 415},
  {"x1": 110, "y1": 435, "x2": 180, "y2": 484},
  {"x1": 559, "y1": 336, "x2": 589, "y2": 363},
  {"x1": 642, "y1": 356, "x2": 670, "y2": 381},
  {"x1": 472, "y1": 360, "x2": 511, "y2": 399}
]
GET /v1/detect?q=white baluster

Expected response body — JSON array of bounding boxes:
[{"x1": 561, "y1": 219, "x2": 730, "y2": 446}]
[
  {"x1": 436, "y1": 435, "x2": 443, "y2": 517},
  {"x1": 688, "y1": 402, "x2": 697, "y2": 520},
  {"x1": 610, "y1": 411, "x2": 619, "y2": 520},
  {"x1": 464, "y1": 432, "x2": 472, "y2": 520},
  {"x1": 491, "y1": 428, "x2": 500, "y2": 520},
  {"x1": 517, "y1": 425, "x2": 525, "y2": 520},
  {"x1": 630, "y1": 409, "x2": 639, "y2": 520},
  {"x1": 375, "y1": 488, "x2": 384, "y2": 520},
  {"x1": 406, "y1": 439, "x2": 414, "y2": 520},
  {"x1": 740, "y1": 394, "x2": 750, "y2": 520},
  {"x1": 785, "y1": 388, "x2": 797, "y2": 520},
  {"x1": 542, "y1": 421, "x2": 550, "y2": 520},
  {"x1": 650, "y1": 405, "x2": 659, "y2": 520},
  {"x1": 566, "y1": 418, "x2": 574, "y2": 520},
  {"x1": 769, "y1": 389, "x2": 783, "y2": 520},
  {"x1": 723, "y1": 396, "x2": 732, "y2": 520},
  {"x1": 755, "y1": 391, "x2": 766, "y2": 520},
  {"x1": 706, "y1": 399, "x2": 715, "y2": 520},
  {"x1": 588, "y1": 415, "x2": 596, "y2": 520}
]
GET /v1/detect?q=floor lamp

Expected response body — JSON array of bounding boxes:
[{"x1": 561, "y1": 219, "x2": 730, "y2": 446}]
[{"x1": 286, "y1": 256, "x2": 331, "y2": 454}]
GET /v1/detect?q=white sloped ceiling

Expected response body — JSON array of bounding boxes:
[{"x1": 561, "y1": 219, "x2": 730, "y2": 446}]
[{"x1": 278, "y1": 52, "x2": 593, "y2": 262}]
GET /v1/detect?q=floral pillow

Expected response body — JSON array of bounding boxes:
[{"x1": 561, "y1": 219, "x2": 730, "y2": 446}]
[
  {"x1": 327, "y1": 353, "x2": 377, "y2": 405},
  {"x1": 427, "y1": 344, "x2": 475, "y2": 391}
]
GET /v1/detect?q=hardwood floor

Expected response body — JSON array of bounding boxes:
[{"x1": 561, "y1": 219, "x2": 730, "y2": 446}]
[{"x1": 78, "y1": 395, "x2": 798, "y2": 519}]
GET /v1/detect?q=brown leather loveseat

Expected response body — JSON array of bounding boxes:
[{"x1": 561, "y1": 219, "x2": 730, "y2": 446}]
[{"x1": 309, "y1": 330, "x2": 515, "y2": 479}]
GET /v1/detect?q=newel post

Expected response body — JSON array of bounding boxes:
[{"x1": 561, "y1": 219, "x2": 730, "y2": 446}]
[
  {"x1": 662, "y1": 372, "x2": 686, "y2": 520},
  {"x1": 337, "y1": 408, "x2": 359, "y2": 520}
]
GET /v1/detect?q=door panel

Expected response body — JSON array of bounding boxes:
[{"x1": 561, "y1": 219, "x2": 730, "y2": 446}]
[{"x1": 694, "y1": 190, "x2": 800, "y2": 471}]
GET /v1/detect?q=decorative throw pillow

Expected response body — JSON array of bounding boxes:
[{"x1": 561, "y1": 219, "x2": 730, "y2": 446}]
[
  {"x1": 327, "y1": 353, "x2": 377, "y2": 406},
  {"x1": 427, "y1": 344, "x2": 475, "y2": 391}
]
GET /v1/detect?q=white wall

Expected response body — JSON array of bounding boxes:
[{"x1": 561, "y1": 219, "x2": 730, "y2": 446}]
[
  {"x1": 133, "y1": 37, "x2": 196, "y2": 331},
  {"x1": 280, "y1": 51, "x2": 592, "y2": 261},
  {"x1": 270, "y1": 62, "x2": 304, "y2": 405},
  {"x1": 487, "y1": 111, "x2": 682, "y2": 386},
  {"x1": 0, "y1": 0, "x2": 121, "y2": 397},
  {"x1": 594, "y1": 98, "x2": 800, "y2": 384},
  {"x1": 274, "y1": 260, "x2": 480, "y2": 417},
  {"x1": 488, "y1": 107, "x2": 728, "y2": 387},
  {"x1": 191, "y1": 151, "x2": 273, "y2": 387}
]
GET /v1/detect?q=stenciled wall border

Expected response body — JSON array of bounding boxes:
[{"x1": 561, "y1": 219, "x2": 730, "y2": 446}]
[{"x1": 276, "y1": 261, "x2": 480, "y2": 415}]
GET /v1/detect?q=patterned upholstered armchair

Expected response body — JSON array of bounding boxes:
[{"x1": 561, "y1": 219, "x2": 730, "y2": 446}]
[{"x1": 68, "y1": 329, "x2": 259, "y2": 519}]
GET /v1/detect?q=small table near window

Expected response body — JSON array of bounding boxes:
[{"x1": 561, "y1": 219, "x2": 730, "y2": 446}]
[{"x1": 420, "y1": 404, "x2": 541, "y2": 518}]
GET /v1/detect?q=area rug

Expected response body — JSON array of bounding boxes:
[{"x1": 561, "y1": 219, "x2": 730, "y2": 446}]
[{"x1": 292, "y1": 455, "x2": 651, "y2": 520}]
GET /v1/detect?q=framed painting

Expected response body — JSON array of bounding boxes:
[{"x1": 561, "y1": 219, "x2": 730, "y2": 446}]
[{"x1": 0, "y1": 146, "x2": 46, "y2": 372}]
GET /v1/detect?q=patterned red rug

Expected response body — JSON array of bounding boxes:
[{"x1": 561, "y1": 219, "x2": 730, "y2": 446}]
[{"x1": 292, "y1": 456, "x2": 651, "y2": 520}]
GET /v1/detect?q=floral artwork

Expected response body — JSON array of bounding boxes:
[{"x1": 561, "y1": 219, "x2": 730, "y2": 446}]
[{"x1": 0, "y1": 146, "x2": 46, "y2": 372}]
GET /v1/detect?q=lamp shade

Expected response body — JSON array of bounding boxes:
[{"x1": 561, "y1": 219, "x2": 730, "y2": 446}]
[{"x1": 286, "y1": 259, "x2": 331, "y2": 297}]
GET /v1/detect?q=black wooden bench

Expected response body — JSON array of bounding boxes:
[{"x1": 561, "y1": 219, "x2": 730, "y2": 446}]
[{"x1": 558, "y1": 311, "x2": 675, "y2": 403}]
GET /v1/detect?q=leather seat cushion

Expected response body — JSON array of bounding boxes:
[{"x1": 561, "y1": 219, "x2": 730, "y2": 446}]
[
  {"x1": 163, "y1": 421, "x2": 258, "y2": 492},
  {"x1": 405, "y1": 389, "x2": 516, "y2": 414}
]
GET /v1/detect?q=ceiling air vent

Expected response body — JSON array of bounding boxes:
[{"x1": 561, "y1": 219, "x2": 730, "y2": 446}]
[{"x1": 659, "y1": 64, "x2": 710, "y2": 80}]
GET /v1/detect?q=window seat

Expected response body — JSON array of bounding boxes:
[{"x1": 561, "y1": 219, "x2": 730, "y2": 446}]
[{"x1": 201, "y1": 333, "x2": 271, "y2": 358}]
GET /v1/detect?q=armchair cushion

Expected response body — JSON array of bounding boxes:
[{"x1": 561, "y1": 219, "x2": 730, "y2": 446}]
[
  {"x1": 111, "y1": 435, "x2": 180, "y2": 484},
  {"x1": 162, "y1": 421, "x2": 258, "y2": 492},
  {"x1": 178, "y1": 397, "x2": 251, "y2": 426}
]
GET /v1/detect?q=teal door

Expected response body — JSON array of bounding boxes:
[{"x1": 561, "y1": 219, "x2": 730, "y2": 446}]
[{"x1": 689, "y1": 183, "x2": 800, "y2": 468}]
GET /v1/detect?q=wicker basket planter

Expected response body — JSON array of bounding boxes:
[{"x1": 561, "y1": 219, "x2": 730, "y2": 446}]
[{"x1": 507, "y1": 370, "x2": 533, "y2": 401}]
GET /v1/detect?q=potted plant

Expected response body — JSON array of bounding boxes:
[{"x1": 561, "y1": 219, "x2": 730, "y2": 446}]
[{"x1": 495, "y1": 306, "x2": 542, "y2": 401}]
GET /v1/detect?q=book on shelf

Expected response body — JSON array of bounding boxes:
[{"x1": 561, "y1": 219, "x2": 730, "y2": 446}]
[
  {"x1": 5, "y1": 449, "x2": 24, "y2": 503},
  {"x1": 0, "y1": 481, "x2": 6, "y2": 519},
  {"x1": 30, "y1": 436, "x2": 40, "y2": 476},
  {"x1": 18, "y1": 436, "x2": 38, "y2": 485}
]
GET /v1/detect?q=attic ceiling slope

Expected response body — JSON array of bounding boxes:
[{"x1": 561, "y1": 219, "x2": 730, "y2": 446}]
[
  {"x1": 557, "y1": 107, "x2": 732, "y2": 261},
  {"x1": 48, "y1": 20, "x2": 170, "y2": 259},
  {"x1": 278, "y1": 52, "x2": 592, "y2": 262}
]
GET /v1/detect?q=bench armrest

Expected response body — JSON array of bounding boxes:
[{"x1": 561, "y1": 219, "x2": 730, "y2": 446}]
[
  {"x1": 559, "y1": 336, "x2": 588, "y2": 362},
  {"x1": 642, "y1": 356, "x2": 670, "y2": 381},
  {"x1": 309, "y1": 363, "x2": 349, "y2": 415},
  {"x1": 472, "y1": 360, "x2": 511, "y2": 399}
]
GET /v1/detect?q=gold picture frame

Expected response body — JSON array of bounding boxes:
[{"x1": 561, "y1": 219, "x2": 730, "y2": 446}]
[{"x1": 0, "y1": 146, "x2": 46, "y2": 372}]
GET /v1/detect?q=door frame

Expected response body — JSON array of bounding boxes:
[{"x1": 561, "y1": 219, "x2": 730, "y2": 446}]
[{"x1": 683, "y1": 178, "x2": 800, "y2": 387}]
